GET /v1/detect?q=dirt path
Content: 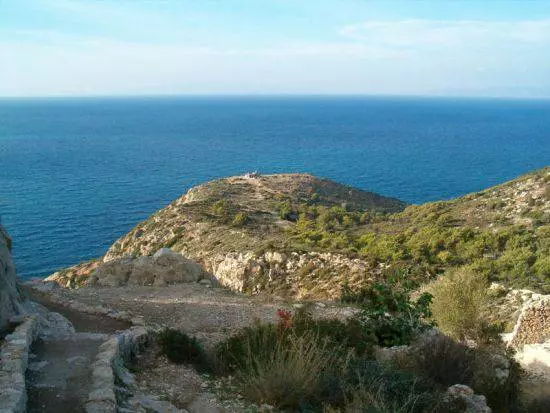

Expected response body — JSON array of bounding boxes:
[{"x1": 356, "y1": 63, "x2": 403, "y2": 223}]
[
  {"x1": 23, "y1": 286, "x2": 131, "y2": 333},
  {"x1": 24, "y1": 288, "x2": 132, "y2": 413},
  {"x1": 33, "y1": 283, "x2": 351, "y2": 348},
  {"x1": 26, "y1": 333, "x2": 108, "y2": 413}
]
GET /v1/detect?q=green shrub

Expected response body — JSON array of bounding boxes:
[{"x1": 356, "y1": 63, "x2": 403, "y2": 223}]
[
  {"x1": 157, "y1": 328, "x2": 210, "y2": 372},
  {"x1": 216, "y1": 321, "x2": 279, "y2": 374},
  {"x1": 215, "y1": 312, "x2": 489, "y2": 412},
  {"x1": 279, "y1": 200, "x2": 294, "y2": 220},
  {"x1": 329, "y1": 358, "x2": 448, "y2": 413},
  {"x1": 428, "y1": 268, "x2": 495, "y2": 342},
  {"x1": 231, "y1": 212, "x2": 249, "y2": 227},
  {"x1": 345, "y1": 271, "x2": 434, "y2": 347},
  {"x1": 216, "y1": 310, "x2": 374, "y2": 374},
  {"x1": 292, "y1": 307, "x2": 375, "y2": 356},
  {"x1": 401, "y1": 334, "x2": 521, "y2": 413},
  {"x1": 211, "y1": 199, "x2": 230, "y2": 216}
]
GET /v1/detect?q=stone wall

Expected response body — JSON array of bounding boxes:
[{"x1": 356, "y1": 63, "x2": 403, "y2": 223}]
[
  {"x1": 0, "y1": 225, "x2": 24, "y2": 332},
  {"x1": 85, "y1": 326, "x2": 149, "y2": 413},
  {"x1": 509, "y1": 296, "x2": 550, "y2": 348}
]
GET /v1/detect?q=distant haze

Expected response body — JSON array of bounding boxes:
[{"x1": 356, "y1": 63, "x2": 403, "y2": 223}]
[{"x1": 1, "y1": 0, "x2": 550, "y2": 98}]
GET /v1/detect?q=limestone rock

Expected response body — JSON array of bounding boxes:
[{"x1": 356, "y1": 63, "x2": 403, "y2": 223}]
[
  {"x1": 445, "y1": 384, "x2": 491, "y2": 413},
  {"x1": 152, "y1": 248, "x2": 204, "y2": 284},
  {"x1": 0, "y1": 225, "x2": 25, "y2": 330},
  {"x1": 89, "y1": 249, "x2": 207, "y2": 287}
]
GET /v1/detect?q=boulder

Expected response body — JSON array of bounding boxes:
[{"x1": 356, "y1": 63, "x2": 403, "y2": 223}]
[
  {"x1": 91, "y1": 258, "x2": 134, "y2": 287},
  {"x1": 445, "y1": 384, "x2": 491, "y2": 413},
  {"x1": 89, "y1": 249, "x2": 206, "y2": 287},
  {"x1": 151, "y1": 248, "x2": 204, "y2": 285},
  {"x1": 126, "y1": 256, "x2": 156, "y2": 286},
  {"x1": 507, "y1": 295, "x2": 550, "y2": 348}
]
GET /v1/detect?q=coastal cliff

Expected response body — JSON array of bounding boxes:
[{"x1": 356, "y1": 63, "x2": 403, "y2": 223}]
[{"x1": 0, "y1": 225, "x2": 25, "y2": 331}]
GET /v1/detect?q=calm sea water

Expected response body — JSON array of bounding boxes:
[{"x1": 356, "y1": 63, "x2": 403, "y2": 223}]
[{"x1": 0, "y1": 96, "x2": 549, "y2": 277}]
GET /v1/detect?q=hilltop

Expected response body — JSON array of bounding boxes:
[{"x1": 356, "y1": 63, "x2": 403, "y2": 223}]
[{"x1": 47, "y1": 168, "x2": 550, "y2": 297}]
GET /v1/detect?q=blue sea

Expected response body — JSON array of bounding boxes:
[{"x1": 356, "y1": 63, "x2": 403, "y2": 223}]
[{"x1": 0, "y1": 96, "x2": 549, "y2": 278}]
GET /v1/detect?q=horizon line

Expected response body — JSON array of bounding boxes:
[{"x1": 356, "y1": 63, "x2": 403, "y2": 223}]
[{"x1": 1, "y1": 93, "x2": 550, "y2": 101}]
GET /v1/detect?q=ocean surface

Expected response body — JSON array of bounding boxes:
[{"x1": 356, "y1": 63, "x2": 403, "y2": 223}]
[{"x1": 0, "y1": 96, "x2": 549, "y2": 278}]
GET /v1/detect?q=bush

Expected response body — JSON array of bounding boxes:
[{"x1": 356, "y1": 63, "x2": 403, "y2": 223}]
[
  {"x1": 292, "y1": 307, "x2": 375, "y2": 356},
  {"x1": 346, "y1": 270, "x2": 434, "y2": 347},
  {"x1": 216, "y1": 321, "x2": 279, "y2": 374},
  {"x1": 216, "y1": 311, "x2": 491, "y2": 412},
  {"x1": 404, "y1": 334, "x2": 522, "y2": 413},
  {"x1": 428, "y1": 268, "x2": 495, "y2": 342},
  {"x1": 157, "y1": 328, "x2": 210, "y2": 372},
  {"x1": 328, "y1": 358, "x2": 448, "y2": 413},
  {"x1": 231, "y1": 212, "x2": 249, "y2": 227},
  {"x1": 408, "y1": 334, "x2": 474, "y2": 387},
  {"x1": 279, "y1": 200, "x2": 294, "y2": 220},
  {"x1": 216, "y1": 309, "x2": 374, "y2": 374},
  {"x1": 211, "y1": 199, "x2": 230, "y2": 216}
]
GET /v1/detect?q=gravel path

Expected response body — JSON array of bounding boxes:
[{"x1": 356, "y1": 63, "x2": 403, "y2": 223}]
[
  {"x1": 30, "y1": 283, "x2": 352, "y2": 347},
  {"x1": 26, "y1": 334, "x2": 107, "y2": 413},
  {"x1": 23, "y1": 288, "x2": 132, "y2": 413}
]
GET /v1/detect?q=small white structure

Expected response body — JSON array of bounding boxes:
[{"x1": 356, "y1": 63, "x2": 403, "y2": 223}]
[{"x1": 244, "y1": 171, "x2": 261, "y2": 179}]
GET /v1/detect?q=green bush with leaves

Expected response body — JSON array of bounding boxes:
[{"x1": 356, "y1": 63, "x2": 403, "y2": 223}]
[
  {"x1": 343, "y1": 270, "x2": 434, "y2": 347},
  {"x1": 235, "y1": 330, "x2": 338, "y2": 409},
  {"x1": 215, "y1": 311, "x2": 452, "y2": 412},
  {"x1": 211, "y1": 199, "x2": 230, "y2": 217}
]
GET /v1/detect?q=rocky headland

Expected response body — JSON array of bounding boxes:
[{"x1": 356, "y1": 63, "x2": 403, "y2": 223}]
[{"x1": 47, "y1": 169, "x2": 549, "y2": 300}]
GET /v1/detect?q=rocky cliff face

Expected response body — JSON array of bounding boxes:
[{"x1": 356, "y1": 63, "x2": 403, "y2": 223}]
[{"x1": 0, "y1": 225, "x2": 24, "y2": 331}]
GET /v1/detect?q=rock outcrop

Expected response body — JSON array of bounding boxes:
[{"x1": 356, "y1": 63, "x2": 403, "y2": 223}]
[
  {"x1": 88, "y1": 248, "x2": 208, "y2": 287},
  {"x1": 204, "y1": 250, "x2": 373, "y2": 299},
  {"x1": 0, "y1": 225, "x2": 25, "y2": 331}
]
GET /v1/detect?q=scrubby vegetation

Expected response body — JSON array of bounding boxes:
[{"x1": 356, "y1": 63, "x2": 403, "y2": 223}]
[
  {"x1": 158, "y1": 299, "x2": 521, "y2": 412},
  {"x1": 281, "y1": 169, "x2": 550, "y2": 293},
  {"x1": 214, "y1": 307, "x2": 445, "y2": 411},
  {"x1": 428, "y1": 268, "x2": 503, "y2": 343},
  {"x1": 157, "y1": 328, "x2": 210, "y2": 372}
]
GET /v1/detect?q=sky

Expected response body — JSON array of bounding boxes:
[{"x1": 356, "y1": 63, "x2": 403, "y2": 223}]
[{"x1": 1, "y1": 0, "x2": 550, "y2": 98}]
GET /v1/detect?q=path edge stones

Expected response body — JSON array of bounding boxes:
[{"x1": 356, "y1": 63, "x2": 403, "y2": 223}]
[{"x1": 85, "y1": 326, "x2": 150, "y2": 413}]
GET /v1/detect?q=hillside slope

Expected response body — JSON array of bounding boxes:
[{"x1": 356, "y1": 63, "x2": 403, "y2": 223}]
[{"x1": 48, "y1": 169, "x2": 550, "y2": 297}]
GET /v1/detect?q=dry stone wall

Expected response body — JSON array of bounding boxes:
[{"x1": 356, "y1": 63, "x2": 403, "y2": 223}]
[{"x1": 509, "y1": 296, "x2": 550, "y2": 348}]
